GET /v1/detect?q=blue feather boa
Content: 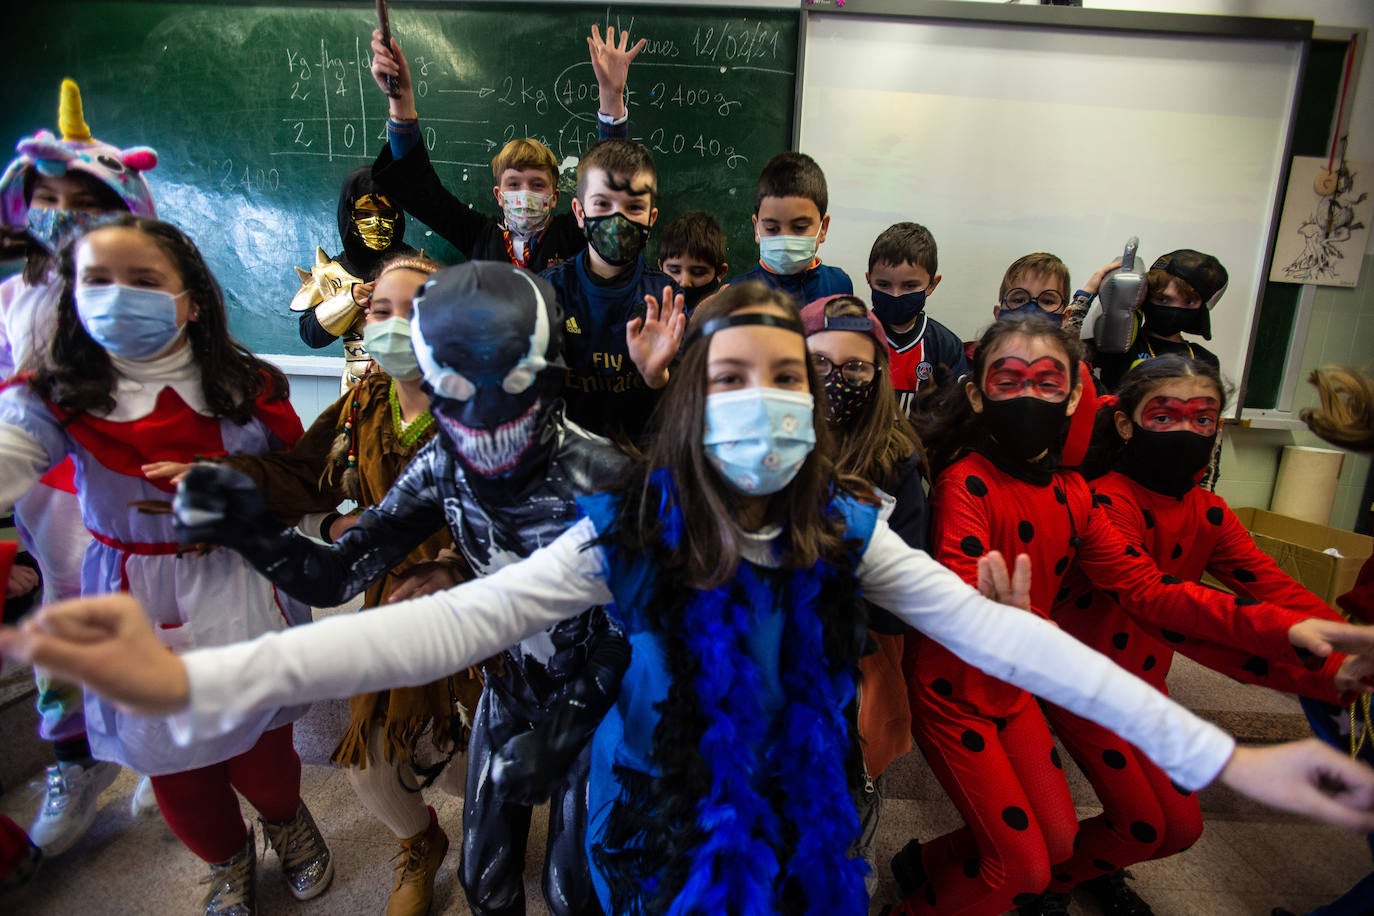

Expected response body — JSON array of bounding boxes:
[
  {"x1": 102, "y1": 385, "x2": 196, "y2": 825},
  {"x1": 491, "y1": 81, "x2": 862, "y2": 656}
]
[{"x1": 652, "y1": 470, "x2": 868, "y2": 913}]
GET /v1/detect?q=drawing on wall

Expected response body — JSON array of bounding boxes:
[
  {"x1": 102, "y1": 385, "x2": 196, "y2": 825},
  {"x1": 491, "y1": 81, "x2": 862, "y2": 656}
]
[{"x1": 1270, "y1": 155, "x2": 1373, "y2": 287}]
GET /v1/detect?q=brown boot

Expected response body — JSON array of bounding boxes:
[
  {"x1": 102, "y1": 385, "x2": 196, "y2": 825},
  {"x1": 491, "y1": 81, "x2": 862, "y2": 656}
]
[{"x1": 386, "y1": 808, "x2": 448, "y2": 916}]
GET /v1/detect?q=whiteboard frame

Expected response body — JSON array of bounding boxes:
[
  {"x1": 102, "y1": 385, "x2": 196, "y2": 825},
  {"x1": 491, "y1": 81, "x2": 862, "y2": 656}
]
[{"x1": 793, "y1": 0, "x2": 1312, "y2": 415}]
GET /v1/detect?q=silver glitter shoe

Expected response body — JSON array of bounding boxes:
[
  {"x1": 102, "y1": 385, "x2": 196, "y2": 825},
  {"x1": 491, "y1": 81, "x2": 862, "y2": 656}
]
[
  {"x1": 201, "y1": 832, "x2": 255, "y2": 916},
  {"x1": 260, "y1": 802, "x2": 333, "y2": 901}
]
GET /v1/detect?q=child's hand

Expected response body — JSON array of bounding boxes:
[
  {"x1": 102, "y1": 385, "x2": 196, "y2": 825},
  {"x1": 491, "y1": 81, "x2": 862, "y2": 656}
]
[
  {"x1": 352, "y1": 280, "x2": 375, "y2": 309},
  {"x1": 588, "y1": 24, "x2": 646, "y2": 120},
  {"x1": 627, "y1": 286, "x2": 686, "y2": 390},
  {"x1": 1083, "y1": 259, "x2": 1124, "y2": 297},
  {"x1": 0, "y1": 594, "x2": 192, "y2": 715},
  {"x1": 1289, "y1": 617, "x2": 1374, "y2": 660},
  {"x1": 1333, "y1": 651, "x2": 1374, "y2": 697},
  {"x1": 1219, "y1": 740, "x2": 1374, "y2": 832},
  {"x1": 977, "y1": 550, "x2": 1032, "y2": 611},
  {"x1": 370, "y1": 29, "x2": 416, "y2": 118},
  {"x1": 6, "y1": 565, "x2": 38, "y2": 600},
  {"x1": 142, "y1": 461, "x2": 194, "y2": 486},
  {"x1": 386, "y1": 559, "x2": 464, "y2": 603}
]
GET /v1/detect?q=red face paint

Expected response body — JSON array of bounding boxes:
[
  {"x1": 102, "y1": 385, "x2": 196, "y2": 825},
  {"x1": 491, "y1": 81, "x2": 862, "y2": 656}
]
[
  {"x1": 983, "y1": 356, "x2": 1070, "y2": 402},
  {"x1": 1138, "y1": 395, "x2": 1220, "y2": 434}
]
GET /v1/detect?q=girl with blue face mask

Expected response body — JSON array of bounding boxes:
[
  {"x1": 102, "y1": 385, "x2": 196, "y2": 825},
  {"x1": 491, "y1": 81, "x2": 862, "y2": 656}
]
[
  {"x1": 0, "y1": 215, "x2": 337, "y2": 914},
  {"x1": 11, "y1": 289, "x2": 1374, "y2": 915}
]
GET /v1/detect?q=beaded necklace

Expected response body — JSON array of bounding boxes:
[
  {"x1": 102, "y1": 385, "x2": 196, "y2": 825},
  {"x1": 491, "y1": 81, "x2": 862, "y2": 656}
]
[{"x1": 389, "y1": 379, "x2": 436, "y2": 448}]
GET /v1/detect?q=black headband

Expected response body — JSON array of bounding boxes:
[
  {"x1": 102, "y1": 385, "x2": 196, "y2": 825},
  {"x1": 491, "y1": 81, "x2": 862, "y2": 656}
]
[{"x1": 683, "y1": 312, "x2": 805, "y2": 350}]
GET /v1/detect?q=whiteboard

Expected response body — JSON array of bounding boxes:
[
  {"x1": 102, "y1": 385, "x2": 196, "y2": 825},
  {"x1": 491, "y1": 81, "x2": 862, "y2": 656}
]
[{"x1": 797, "y1": 7, "x2": 1306, "y2": 409}]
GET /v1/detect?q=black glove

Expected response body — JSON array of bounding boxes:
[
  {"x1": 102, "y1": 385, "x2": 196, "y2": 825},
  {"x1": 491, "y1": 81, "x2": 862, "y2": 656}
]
[
  {"x1": 172, "y1": 464, "x2": 283, "y2": 549},
  {"x1": 490, "y1": 636, "x2": 630, "y2": 805}
]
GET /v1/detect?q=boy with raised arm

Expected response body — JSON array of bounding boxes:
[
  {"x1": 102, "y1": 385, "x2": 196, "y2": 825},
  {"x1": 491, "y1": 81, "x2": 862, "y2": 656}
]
[{"x1": 369, "y1": 25, "x2": 642, "y2": 272}]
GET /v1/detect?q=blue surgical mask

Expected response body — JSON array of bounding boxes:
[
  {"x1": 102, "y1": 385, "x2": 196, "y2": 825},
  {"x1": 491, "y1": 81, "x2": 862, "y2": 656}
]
[
  {"x1": 76, "y1": 283, "x2": 187, "y2": 359},
  {"x1": 870, "y1": 288, "x2": 926, "y2": 330},
  {"x1": 758, "y1": 234, "x2": 818, "y2": 275},
  {"x1": 998, "y1": 301, "x2": 1062, "y2": 325},
  {"x1": 26, "y1": 207, "x2": 101, "y2": 254},
  {"x1": 703, "y1": 387, "x2": 816, "y2": 495},
  {"x1": 363, "y1": 315, "x2": 422, "y2": 381}
]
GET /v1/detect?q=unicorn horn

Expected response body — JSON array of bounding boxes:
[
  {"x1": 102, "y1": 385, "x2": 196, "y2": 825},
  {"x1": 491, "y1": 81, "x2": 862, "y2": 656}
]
[{"x1": 58, "y1": 79, "x2": 93, "y2": 143}]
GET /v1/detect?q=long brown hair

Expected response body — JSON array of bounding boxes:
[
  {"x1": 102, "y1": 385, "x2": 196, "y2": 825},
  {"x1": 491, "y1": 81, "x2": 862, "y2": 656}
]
[
  {"x1": 622, "y1": 281, "x2": 857, "y2": 589},
  {"x1": 811, "y1": 295, "x2": 926, "y2": 490},
  {"x1": 28, "y1": 215, "x2": 289, "y2": 422}
]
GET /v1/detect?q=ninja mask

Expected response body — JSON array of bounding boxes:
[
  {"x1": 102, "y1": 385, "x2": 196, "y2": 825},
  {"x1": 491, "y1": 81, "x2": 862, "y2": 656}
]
[{"x1": 411, "y1": 261, "x2": 566, "y2": 484}]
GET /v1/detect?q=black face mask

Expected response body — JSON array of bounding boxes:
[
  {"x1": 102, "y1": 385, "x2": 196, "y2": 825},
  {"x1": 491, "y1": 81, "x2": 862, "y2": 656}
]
[
  {"x1": 680, "y1": 278, "x2": 722, "y2": 311},
  {"x1": 870, "y1": 288, "x2": 925, "y2": 330},
  {"x1": 978, "y1": 395, "x2": 1069, "y2": 463},
  {"x1": 1117, "y1": 425, "x2": 1216, "y2": 496},
  {"x1": 1142, "y1": 303, "x2": 1201, "y2": 338}
]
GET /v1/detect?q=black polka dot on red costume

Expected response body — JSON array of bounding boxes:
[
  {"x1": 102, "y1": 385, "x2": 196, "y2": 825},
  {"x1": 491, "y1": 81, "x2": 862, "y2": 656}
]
[
  {"x1": 1075, "y1": 592, "x2": 1093, "y2": 609},
  {"x1": 961, "y1": 536, "x2": 984, "y2": 557},
  {"x1": 932, "y1": 678, "x2": 953, "y2": 697},
  {"x1": 1055, "y1": 556, "x2": 1070, "y2": 575},
  {"x1": 1056, "y1": 587, "x2": 1070, "y2": 603},
  {"x1": 1171, "y1": 780, "x2": 1192, "y2": 796},
  {"x1": 1235, "y1": 595, "x2": 1260, "y2": 607},
  {"x1": 1242, "y1": 657, "x2": 1270, "y2": 677},
  {"x1": 961, "y1": 730, "x2": 986, "y2": 752},
  {"x1": 1018, "y1": 520, "x2": 1035, "y2": 543},
  {"x1": 1002, "y1": 806, "x2": 1030, "y2": 831},
  {"x1": 965, "y1": 475, "x2": 988, "y2": 497},
  {"x1": 1161, "y1": 574, "x2": 1182, "y2": 585},
  {"x1": 1130, "y1": 821, "x2": 1159, "y2": 844},
  {"x1": 1105, "y1": 590, "x2": 1120, "y2": 604},
  {"x1": 963, "y1": 858, "x2": 980, "y2": 879},
  {"x1": 993, "y1": 717, "x2": 1008, "y2": 732},
  {"x1": 1206, "y1": 507, "x2": 1224, "y2": 525},
  {"x1": 1233, "y1": 568, "x2": 1257, "y2": 583},
  {"x1": 1124, "y1": 545, "x2": 1141, "y2": 558},
  {"x1": 1111, "y1": 632, "x2": 1129, "y2": 650},
  {"x1": 1054, "y1": 486, "x2": 1066, "y2": 504},
  {"x1": 1160, "y1": 629, "x2": 1186, "y2": 643},
  {"x1": 1143, "y1": 654, "x2": 1156, "y2": 671},
  {"x1": 1142, "y1": 509, "x2": 1155, "y2": 529},
  {"x1": 1102, "y1": 749, "x2": 1127, "y2": 770},
  {"x1": 1050, "y1": 747, "x2": 1063, "y2": 769},
  {"x1": 1092, "y1": 493, "x2": 1112, "y2": 507},
  {"x1": 1013, "y1": 894, "x2": 1039, "y2": 906},
  {"x1": 1170, "y1": 543, "x2": 1183, "y2": 560},
  {"x1": 1092, "y1": 858, "x2": 1117, "y2": 872}
]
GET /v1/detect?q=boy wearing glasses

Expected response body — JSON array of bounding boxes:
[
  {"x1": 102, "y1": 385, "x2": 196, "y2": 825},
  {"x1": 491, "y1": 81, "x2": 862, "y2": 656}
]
[{"x1": 865, "y1": 222, "x2": 968, "y2": 413}]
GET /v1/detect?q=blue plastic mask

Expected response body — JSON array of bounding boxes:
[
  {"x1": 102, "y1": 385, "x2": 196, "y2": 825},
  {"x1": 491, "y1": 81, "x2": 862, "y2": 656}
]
[
  {"x1": 758, "y1": 234, "x2": 818, "y2": 275},
  {"x1": 76, "y1": 283, "x2": 186, "y2": 359},
  {"x1": 703, "y1": 387, "x2": 816, "y2": 495}
]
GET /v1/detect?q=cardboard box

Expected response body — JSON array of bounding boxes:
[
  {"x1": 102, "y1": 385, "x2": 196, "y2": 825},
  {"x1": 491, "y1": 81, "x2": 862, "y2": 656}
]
[{"x1": 1231, "y1": 507, "x2": 1372, "y2": 606}]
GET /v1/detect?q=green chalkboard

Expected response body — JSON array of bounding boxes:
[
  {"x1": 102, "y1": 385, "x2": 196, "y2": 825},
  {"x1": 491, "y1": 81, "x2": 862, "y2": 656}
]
[{"x1": 8, "y1": 1, "x2": 798, "y2": 354}]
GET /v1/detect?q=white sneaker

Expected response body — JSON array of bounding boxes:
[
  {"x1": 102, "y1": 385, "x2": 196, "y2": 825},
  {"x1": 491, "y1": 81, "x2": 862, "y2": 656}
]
[
  {"x1": 130, "y1": 775, "x2": 159, "y2": 818},
  {"x1": 28, "y1": 760, "x2": 120, "y2": 856}
]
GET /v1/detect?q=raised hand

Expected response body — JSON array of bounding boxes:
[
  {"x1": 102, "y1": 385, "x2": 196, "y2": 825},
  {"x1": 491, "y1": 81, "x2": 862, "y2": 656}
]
[
  {"x1": 977, "y1": 550, "x2": 1032, "y2": 611},
  {"x1": 588, "y1": 24, "x2": 646, "y2": 120},
  {"x1": 627, "y1": 285, "x2": 686, "y2": 390},
  {"x1": 369, "y1": 28, "x2": 416, "y2": 118},
  {"x1": 0, "y1": 594, "x2": 191, "y2": 715}
]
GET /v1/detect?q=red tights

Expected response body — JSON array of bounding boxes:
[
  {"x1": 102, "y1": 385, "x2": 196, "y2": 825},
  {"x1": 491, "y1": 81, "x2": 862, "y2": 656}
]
[
  {"x1": 897, "y1": 693, "x2": 1079, "y2": 915},
  {"x1": 1042, "y1": 705, "x2": 1203, "y2": 892},
  {"x1": 150, "y1": 724, "x2": 301, "y2": 863}
]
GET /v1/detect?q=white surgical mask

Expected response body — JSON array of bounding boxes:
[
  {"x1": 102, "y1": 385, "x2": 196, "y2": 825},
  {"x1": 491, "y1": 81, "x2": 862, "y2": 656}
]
[
  {"x1": 702, "y1": 387, "x2": 816, "y2": 495},
  {"x1": 76, "y1": 284, "x2": 187, "y2": 359},
  {"x1": 758, "y1": 234, "x2": 818, "y2": 275},
  {"x1": 362, "y1": 315, "x2": 422, "y2": 381}
]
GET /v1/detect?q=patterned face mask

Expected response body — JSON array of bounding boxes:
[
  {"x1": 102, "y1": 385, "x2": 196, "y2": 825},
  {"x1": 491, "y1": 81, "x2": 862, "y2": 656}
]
[
  {"x1": 702, "y1": 387, "x2": 816, "y2": 495},
  {"x1": 501, "y1": 189, "x2": 555, "y2": 234},
  {"x1": 583, "y1": 212, "x2": 650, "y2": 267},
  {"x1": 26, "y1": 206, "x2": 101, "y2": 253},
  {"x1": 821, "y1": 370, "x2": 876, "y2": 426}
]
